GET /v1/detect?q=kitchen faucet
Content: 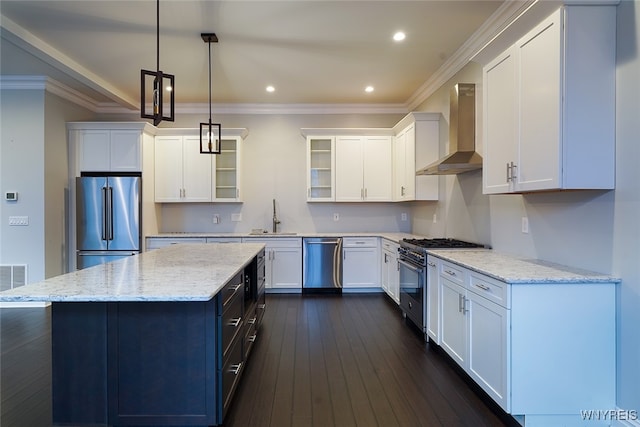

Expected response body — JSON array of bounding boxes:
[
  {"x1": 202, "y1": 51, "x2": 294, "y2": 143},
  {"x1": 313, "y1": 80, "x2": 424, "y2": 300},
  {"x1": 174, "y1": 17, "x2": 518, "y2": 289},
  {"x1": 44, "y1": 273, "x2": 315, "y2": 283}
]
[{"x1": 272, "y1": 199, "x2": 281, "y2": 233}]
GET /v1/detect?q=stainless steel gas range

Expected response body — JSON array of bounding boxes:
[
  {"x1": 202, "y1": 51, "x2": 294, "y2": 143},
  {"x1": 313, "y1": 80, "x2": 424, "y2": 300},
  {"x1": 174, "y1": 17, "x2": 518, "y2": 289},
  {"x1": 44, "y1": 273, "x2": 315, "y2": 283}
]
[{"x1": 398, "y1": 238, "x2": 483, "y2": 338}]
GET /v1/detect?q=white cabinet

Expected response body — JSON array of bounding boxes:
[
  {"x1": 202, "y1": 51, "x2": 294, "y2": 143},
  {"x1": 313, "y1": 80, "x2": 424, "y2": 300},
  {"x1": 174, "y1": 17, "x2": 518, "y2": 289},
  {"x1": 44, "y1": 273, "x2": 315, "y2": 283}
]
[
  {"x1": 335, "y1": 136, "x2": 392, "y2": 202},
  {"x1": 342, "y1": 237, "x2": 380, "y2": 289},
  {"x1": 482, "y1": 6, "x2": 616, "y2": 194},
  {"x1": 381, "y1": 239, "x2": 399, "y2": 303},
  {"x1": 155, "y1": 135, "x2": 213, "y2": 202},
  {"x1": 145, "y1": 237, "x2": 206, "y2": 251},
  {"x1": 243, "y1": 238, "x2": 302, "y2": 290},
  {"x1": 393, "y1": 113, "x2": 440, "y2": 201},
  {"x1": 439, "y1": 276, "x2": 468, "y2": 366},
  {"x1": 206, "y1": 237, "x2": 242, "y2": 243},
  {"x1": 425, "y1": 256, "x2": 440, "y2": 343},
  {"x1": 306, "y1": 136, "x2": 335, "y2": 201},
  {"x1": 154, "y1": 130, "x2": 245, "y2": 203}
]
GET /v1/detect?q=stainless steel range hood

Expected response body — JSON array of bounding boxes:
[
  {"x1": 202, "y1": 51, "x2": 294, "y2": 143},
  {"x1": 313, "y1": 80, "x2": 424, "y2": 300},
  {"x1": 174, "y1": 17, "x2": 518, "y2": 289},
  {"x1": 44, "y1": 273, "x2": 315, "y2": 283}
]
[{"x1": 416, "y1": 83, "x2": 482, "y2": 175}]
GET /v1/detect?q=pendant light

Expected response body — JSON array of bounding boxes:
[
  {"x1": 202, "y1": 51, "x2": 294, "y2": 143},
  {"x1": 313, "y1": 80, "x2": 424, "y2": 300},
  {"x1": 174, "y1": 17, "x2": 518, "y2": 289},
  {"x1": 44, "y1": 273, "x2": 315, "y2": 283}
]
[
  {"x1": 140, "y1": 0, "x2": 175, "y2": 126},
  {"x1": 200, "y1": 33, "x2": 222, "y2": 154}
]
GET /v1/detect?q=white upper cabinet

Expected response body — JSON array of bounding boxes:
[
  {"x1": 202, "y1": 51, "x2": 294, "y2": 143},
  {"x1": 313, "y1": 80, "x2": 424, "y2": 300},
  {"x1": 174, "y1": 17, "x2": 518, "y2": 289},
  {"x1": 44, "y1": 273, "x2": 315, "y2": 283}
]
[
  {"x1": 335, "y1": 135, "x2": 392, "y2": 202},
  {"x1": 393, "y1": 113, "x2": 440, "y2": 201},
  {"x1": 306, "y1": 136, "x2": 335, "y2": 202},
  {"x1": 154, "y1": 129, "x2": 246, "y2": 203},
  {"x1": 481, "y1": 5, "x2": 616, "y2": 194},
  {"x1": 71, "y1": 125, "x2": 146, "y2": 173}
]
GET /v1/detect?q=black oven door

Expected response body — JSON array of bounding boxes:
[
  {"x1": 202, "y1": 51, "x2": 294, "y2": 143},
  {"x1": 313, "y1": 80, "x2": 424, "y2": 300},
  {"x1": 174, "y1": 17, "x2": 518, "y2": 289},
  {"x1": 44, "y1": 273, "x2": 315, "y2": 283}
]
[{"x1": 399, "y1": 258, "x2": 425, "y2": 331}]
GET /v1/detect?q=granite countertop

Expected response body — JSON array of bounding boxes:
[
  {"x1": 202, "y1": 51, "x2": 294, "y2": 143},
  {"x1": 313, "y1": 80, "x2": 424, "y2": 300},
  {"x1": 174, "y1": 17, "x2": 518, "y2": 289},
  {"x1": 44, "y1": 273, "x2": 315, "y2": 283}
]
[
  {"x1": 427, "y1": 249, "x2": 620, "y2": 284},
  {"x1": 148, "y1": 232, "x2": 421, "y2": 243},
  {"x1": 0, "y1": 243, "x2": 265, "y2": 303}
]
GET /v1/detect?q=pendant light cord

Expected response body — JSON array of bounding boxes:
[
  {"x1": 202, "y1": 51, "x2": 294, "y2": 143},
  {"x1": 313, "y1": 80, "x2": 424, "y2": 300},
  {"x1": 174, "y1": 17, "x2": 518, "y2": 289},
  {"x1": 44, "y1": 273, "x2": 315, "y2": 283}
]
[
  {"x1": 208, "y1": 39, "x2": 212, "y2": 123},
  {"x1": 156, "y1": 0, "x2": 160, "y2": 72}
]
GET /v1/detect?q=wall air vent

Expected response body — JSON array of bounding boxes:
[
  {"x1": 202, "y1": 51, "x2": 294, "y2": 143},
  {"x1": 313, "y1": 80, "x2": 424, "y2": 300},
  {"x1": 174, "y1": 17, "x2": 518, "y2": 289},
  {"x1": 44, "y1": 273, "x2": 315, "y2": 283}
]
[{"x1": 0, "y1": 264, "x2": 28, "y2": 291}]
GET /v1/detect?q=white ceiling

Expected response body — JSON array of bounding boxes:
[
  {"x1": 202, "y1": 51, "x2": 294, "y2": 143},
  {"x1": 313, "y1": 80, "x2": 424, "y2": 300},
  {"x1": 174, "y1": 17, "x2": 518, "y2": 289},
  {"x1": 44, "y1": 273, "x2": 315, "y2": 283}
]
[{"x1": 0, "y1": 1, "x2": 520, "y2": 113}]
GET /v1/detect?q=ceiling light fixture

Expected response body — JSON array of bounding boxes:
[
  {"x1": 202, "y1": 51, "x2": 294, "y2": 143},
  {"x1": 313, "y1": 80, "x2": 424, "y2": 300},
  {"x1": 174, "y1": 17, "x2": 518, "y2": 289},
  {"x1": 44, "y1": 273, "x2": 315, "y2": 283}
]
[
  {"x1": 140, "y1": 0, "x2": 175, "y2": 126},
  {"x1": 266, "y1": 85, "x2": 275, "y2": 93},
  {"x1": 393, "y1": 31, "x2": 406, "y2": 42},
  {"x1": 365, "y1": 86, "x2": 375, "y2": 93},
  {"x1": 200, "y1": 33, "x2": 222, "y2": 154}
]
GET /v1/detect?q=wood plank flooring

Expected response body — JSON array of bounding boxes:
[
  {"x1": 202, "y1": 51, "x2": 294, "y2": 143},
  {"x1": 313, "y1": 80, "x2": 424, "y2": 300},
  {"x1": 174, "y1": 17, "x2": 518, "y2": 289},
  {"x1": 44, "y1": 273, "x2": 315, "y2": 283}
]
[
  {"x1": 1, "y1": 295, "x2": 516, "y2": 427},
  {"x1": 224, "y1": 293, "x2": 516, "y2": 427}
]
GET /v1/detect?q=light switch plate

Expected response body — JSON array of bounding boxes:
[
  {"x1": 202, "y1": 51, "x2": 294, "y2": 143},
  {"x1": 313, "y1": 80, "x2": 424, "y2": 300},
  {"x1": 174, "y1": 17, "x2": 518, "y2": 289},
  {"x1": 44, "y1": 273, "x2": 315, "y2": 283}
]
[{"x1": 9, "y1": 216, "x2": 29, "y2": 226}]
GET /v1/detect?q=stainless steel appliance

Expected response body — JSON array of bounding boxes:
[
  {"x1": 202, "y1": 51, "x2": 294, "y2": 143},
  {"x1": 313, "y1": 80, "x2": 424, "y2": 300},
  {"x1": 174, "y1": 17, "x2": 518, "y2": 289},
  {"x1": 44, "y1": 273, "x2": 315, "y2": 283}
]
[
  {"x1": 302, "y1": 237, "x2": 343, "y2": 294},
  {"x1": 76, "y1": 174, "x2": 141, "y2": 269},
  {"x1": 399, "y1": 238, "x2": 483, "y2": 337}
]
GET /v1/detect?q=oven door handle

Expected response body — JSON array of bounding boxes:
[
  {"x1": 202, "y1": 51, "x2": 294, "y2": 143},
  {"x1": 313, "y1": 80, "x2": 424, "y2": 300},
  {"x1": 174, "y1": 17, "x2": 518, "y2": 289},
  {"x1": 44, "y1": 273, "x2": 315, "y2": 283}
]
[{"x1": 398, "y1": 259, "x2": 424, "y2": 276}]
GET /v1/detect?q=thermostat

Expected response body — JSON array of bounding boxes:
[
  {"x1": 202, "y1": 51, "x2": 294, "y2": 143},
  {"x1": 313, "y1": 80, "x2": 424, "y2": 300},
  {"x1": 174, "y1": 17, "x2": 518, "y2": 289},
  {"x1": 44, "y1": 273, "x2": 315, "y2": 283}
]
[{"x1": 5, "y1": 191, "x2": 18, "y2": 201}]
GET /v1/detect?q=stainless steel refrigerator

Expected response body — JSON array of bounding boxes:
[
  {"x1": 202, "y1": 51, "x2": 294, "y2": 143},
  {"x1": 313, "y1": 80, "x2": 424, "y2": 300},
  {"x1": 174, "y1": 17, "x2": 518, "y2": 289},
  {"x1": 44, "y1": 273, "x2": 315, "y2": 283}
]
[{"x1": 76, "y1": 175, "x2": 141, "y2": 270}]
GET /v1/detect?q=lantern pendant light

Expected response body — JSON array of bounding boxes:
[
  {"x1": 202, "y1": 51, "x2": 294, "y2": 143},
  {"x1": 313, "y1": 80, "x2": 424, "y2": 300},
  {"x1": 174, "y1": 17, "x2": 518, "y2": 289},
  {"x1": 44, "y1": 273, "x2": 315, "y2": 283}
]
[
  {"x1": 200, "y1": 33, "x2": 221, "y2": 154},
  {"x1": 141, "y1": 0, "x2": 175, "y2": 126}
]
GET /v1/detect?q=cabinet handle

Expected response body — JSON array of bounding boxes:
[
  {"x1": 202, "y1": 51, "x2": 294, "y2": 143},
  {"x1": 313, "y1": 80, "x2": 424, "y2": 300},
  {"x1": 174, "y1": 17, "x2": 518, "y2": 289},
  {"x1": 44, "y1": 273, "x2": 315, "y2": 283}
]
[
  {"x1": 360, "y1": 188, "x2": 364, "y2": 199},
  {"x1": 427, "y1": 261, "x2": 436, "y2": 267},
  {"x1": 510, "y1": 162, "x2": 517, "y2": 180},
  {"x1": 247, "y1": 317, "x2": 257, "y2": 325},
  {"x1": 462, "y1": 296, "x2": 469, "y2": 314},
  {"x1": 401, "y1": 186, "x2": 405, "y2": 196},
  {"x1": 396, "y1": 260, "x2": 400, "y2": 271},
  {"x1": 364, "y1": 188, "x2": 368, "y2": 198},
  {"x1": 248, "y1": 334, "x2": 257, "y2": 343},
  {"x1": 444, "y1": 269, "x2": 457, "y2": 276},
  {"x1": 230, "y1": 362, "x2": 243, "y2": 375},
  {"x1": 258, "y1": 303, "x2": 266, "y2": 310},
  {"x1": 384, "y1": 253, "x2": 388, "y2": 263},
  {"x1": 458, "y1": 294, "x2": 464, "y2": 313},
  {"x1": 474, "y1": 283, "x2": 490, "y2": 291},
  {"x1": 506, "y1": 162, "x2": 511, "y2": 182},
  {"x1": 228, "y1": 317, "x2": 242, "y2": 327},
  {"x1": 230, "y1": 283, "x2": 242, "y2": 293}
]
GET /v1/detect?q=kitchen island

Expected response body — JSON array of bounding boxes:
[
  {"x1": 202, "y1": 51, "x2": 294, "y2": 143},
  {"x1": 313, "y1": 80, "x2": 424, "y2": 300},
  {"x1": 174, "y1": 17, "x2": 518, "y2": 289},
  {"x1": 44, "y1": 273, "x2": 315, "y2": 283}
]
[{"x1": 0, "y1": 243, "x2": 266, "y2": 427}]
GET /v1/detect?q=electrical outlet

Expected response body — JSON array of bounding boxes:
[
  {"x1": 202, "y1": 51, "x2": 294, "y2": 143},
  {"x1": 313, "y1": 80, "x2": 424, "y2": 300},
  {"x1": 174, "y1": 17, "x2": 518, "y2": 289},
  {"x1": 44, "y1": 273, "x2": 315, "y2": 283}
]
[
  {"x1": 8, "y1": 216, "x2": 29, "y2": 226},
  {"x1": 231, "y1": 213, "x2": 242, "y2": 222},
  {"x1": 432, "y1": 213, "x2": 437, "y2": 224},
  {"x1": 521, "y1": 216, "x2": 529, "y2": 233},
  {"x1": 212, "y1": 214, "x2": 220, "y2": 224},
  {"x1": 333, "y1": 213, "x2": 339, "y2": 222},
  {"x1": 401, "y1": 213, "x2": 407, "y2": 221}
]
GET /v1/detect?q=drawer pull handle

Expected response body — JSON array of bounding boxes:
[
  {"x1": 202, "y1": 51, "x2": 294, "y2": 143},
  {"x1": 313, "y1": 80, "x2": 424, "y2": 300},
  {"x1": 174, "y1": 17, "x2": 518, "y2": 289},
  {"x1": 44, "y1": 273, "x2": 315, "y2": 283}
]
[
  {"x1": 230, "y1": 363, "x2": 243, "y2": 376},
  {"x1": 228, "y1": 317, "x2": 242, "y2": 327},
  {"x1": 474, "y1": 283, "x2": 491, "y2": 291},
  {"x1": 230, "y1": 283, "x2": 242, "y2": 292},
  {"x1": 445, "y1": 270, "x2": 457, "y2": 276},
  {"x1": 427, "y1": 261, "x2": 436, "y2": 267},
  {"x1": 258, "y1": 303, "x2": 266, "y2": 310},
  {"x1": 248, "y1": 334, "x2": 257, "y2": 343},
  {"x1": 247, "y1": 317, "x2": 257, "y2": 325}
]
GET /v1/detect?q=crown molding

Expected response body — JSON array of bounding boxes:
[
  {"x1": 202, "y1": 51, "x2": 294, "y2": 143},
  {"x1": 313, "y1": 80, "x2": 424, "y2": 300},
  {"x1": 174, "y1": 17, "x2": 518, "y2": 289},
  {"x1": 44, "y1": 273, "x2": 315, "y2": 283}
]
[{"x1": 176, "y1": 103, "x2": 408, "y2": 115}]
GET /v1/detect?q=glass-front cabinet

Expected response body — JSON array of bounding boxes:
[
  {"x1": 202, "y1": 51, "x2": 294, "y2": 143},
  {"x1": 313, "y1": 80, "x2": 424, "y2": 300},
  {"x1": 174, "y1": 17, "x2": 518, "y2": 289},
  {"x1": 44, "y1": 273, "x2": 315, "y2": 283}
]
[
  {"x1": 306, "y1": 136, "x2": 335, "y2": 201},
  {"x1": 215, "y1": 137, "x2": 241, "y2": 201}
]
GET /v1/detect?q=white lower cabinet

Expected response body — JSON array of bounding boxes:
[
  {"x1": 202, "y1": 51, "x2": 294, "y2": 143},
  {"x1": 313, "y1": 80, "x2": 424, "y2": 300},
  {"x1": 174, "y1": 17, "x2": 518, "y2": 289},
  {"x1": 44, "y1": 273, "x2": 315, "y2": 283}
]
[
  {"x1": 381, "y1": 239, "x2": 399, "y2": 303},
  {"x1": 243, "y1": 238, "x2": 302, "y2": 290},
  {"x1": 432, "y1": 253, "x2": 615, "y2": 421},
  {"x1": 342, "y1": 237, "x2": 380, "y2": 289},
  {"x1": 425, "y1": 256, "x2": 439, "y2": 343}
]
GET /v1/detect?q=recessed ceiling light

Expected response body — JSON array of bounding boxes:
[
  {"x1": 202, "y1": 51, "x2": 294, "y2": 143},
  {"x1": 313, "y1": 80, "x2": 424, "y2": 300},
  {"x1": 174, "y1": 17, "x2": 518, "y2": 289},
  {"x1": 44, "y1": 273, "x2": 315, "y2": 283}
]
[
  {"x1": 393, "y1": 31, "x2": 406, "y2": 42},
  {"x1": 365, "y1": 86, "x2": 374, "y2": 93},
  {"x1": 266, "y1": 85, "x2": 275, "y2": 93}
]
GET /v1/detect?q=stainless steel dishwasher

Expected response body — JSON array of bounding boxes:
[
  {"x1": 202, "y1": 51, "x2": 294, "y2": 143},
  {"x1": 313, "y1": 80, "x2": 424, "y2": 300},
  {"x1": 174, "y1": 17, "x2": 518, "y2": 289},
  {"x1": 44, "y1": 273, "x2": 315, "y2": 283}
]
[{"x1": 302, "y1": 237, "x2": 343, "y2": 294}]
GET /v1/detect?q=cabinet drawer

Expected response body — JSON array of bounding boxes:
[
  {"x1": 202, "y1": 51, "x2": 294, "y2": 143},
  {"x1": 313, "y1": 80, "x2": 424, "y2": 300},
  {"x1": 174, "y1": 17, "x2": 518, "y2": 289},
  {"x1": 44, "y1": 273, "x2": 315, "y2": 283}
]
[
  {"x1": 468, "y1": 273, "x2": 509, "y2": 308},
  {"x1": 221, "y1": 336, "x2": 244, "y2": 417},
  {"x1": 244, "y1": 318, "x2": 258, "y2": 359},
  {"x1": 221, "y1": 273, "x2": 244, "y2": 308},
  {"x1": 440, "y1": 260, "x2": 465, "y2": 285},
  {"x1": 343, "y1": 237, "x2": 378, "y2": 248},
  {"x1": 221, "y1": 291, "x2": 243, "y2": 358},
  {"x1": 381, "y1": 239, "x2": 399, "y2": 252}
]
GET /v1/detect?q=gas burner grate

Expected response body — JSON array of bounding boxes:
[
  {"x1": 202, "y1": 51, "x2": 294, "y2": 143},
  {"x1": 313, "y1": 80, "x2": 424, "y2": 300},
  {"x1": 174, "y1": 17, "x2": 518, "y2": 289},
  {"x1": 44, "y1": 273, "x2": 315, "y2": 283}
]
[{"x1": 402, "y1": 238, "x2": 483, "y2": 249}]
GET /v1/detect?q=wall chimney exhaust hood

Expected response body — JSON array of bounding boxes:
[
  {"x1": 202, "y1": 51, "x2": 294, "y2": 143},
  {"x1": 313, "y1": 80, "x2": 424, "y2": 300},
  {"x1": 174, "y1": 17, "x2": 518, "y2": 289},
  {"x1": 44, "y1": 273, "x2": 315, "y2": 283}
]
[{"x1": 416, "y1": 83, "x2": 482, "y2": 175}]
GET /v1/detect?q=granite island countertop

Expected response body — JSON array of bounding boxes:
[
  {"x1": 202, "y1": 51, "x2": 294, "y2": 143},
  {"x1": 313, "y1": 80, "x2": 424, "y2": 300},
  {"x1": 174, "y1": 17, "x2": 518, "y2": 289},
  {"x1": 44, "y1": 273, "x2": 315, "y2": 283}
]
[
  {"x1": 147, "y1": 231, "x2": 421, "y2": 243},
  {"x1": 0, "y1": 243, "x2": 265, "y2": 302},
  {"x1": 427, "y1": 249, "x2": 620, "y2": 284}
]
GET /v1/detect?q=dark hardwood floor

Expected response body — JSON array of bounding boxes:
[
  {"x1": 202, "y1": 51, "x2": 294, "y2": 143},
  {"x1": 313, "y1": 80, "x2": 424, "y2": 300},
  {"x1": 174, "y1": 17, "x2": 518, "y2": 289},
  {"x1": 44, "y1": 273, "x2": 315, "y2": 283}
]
[
  {"x1": 224, "y1": 293, "x2": 515, "y2": 427},
  {"x1": 0, "y1": 295, "x2": 515, "y2": 427}
]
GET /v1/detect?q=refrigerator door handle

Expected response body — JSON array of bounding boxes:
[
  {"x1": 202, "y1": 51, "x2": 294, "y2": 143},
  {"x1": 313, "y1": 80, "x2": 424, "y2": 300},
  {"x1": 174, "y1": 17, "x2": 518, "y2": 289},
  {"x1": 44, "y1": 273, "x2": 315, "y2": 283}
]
[
  {"x1": 101, "y1": 186, "x2": 108, "y2": 241},
  {"x1": 108, "y1": 186, "x2": 114, "y2": 241}
]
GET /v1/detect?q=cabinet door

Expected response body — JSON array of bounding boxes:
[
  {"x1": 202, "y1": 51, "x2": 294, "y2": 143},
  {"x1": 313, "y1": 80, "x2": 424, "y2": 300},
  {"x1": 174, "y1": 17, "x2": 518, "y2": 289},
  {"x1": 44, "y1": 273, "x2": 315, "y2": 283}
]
[
  {"x1": 110, "y1": 130, "x2": 142, "y2": 172},
  {"x1": 394, "y1": 129, "x2": 409, "y2": 201},
  {"x1": 155, "y1": 136, "x2": 184, "y2": 202},
  {"x1": 381, "y1": 249, "x2": 399, "y2": 302},
  {"x1": 362, "y1": 136, "x2": 392, "y2": 201},
  {"x1": 483, "y1": 47, "x2": 518, "y2": 195},
  {"x1": 467, "y1": 291, "x2": 509, "y2": 411},
  {"x1": 343, "y1": 247, "x2": 379, "y2": 288},
  {"x1": 80, "y1": 130, "x2": 111, "y2": 171},
  {"x1": 270, "y1": 247, "x2": 302, "y2": 289},
  {"x1": 307, "y1": 137, "x2": 335, "y2": 201},
  {"x1": 426, "y1": 257, "x2": 440, "y2": 343},
  {"x1": 516, "y1": 11, "x2": 562, "y2": 191},
  {"x1": 401, "y1": 126, "x2": 416, "y2": 200},
  {"x1": 182, "y1": 136, "x2": 213, "y2": 202},
  {"x1": 440, "y1": 278, "x2": 467, "y2": 366},
  {"x1": 214, "y1": 138, "x2": 241, "y2": 201},
  {"x1": 335, "y1": 136, "x2": 364, "y2": 201}
]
